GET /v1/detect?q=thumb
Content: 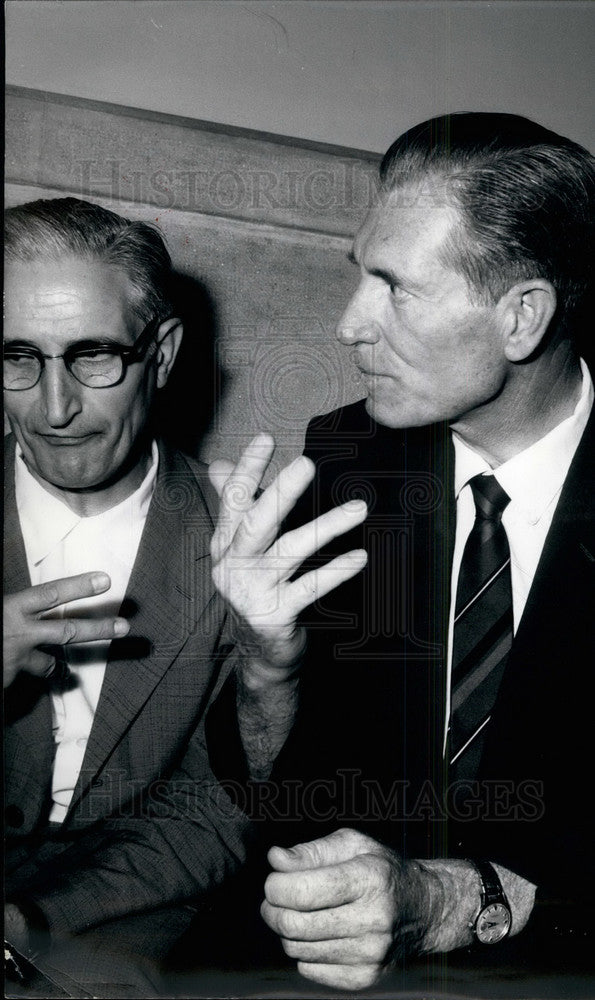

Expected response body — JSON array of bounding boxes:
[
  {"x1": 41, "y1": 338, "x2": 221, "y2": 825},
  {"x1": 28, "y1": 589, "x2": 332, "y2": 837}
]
[
  {"x1": 268, "y1": 828, "x2": 376, "y2": 872},
  {"x1": 208, "y1": 459, "x2": 235, "y2": 498}
]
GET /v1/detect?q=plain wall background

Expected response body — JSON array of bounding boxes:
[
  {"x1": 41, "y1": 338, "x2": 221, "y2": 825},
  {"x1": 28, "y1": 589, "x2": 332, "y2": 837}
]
[
  {"x1": 6, "y1": 0, "x2": 594, "y2": 154},
  {"x1": 5, "y1": 89, "x2": 380, "y2": 469},
  {"x1": 5, "y1": 0, "x2": 594, "y2": 467}
]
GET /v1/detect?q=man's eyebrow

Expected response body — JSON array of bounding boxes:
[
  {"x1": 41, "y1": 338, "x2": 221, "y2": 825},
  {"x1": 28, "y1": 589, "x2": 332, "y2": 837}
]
[
  {"x1": 368, "y1": 264, "x2": 404, "y2": 287},
  {"x1": 4, "y1": 336, "x2": 127, "y2": 350},
  {"x1": 346, "y1": 250, "x2": 407, "y2": 288},
  {"x1": 3, "y1": 339, "x2": 41, "y2": 350}
]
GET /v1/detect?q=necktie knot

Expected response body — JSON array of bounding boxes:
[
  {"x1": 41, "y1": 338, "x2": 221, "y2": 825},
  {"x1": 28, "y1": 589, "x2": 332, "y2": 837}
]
[{"x1": 469, "y1": 474, "x2": 510, "y2": 523}]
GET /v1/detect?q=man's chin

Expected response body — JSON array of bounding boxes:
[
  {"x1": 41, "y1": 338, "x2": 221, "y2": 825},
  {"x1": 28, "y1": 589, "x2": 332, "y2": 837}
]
[
  {"x1": 21, "y1": 450, "x2": 105, "y2": 494},
  {"x1": 28, "y1": 466, "x2": 102, "y2": 494},
  {"x1": 364, "y1": 393, "x2": 428, "y2": 430}
]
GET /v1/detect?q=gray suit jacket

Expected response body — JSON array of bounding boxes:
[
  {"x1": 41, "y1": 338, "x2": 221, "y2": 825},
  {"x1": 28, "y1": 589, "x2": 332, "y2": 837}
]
[{"x1": 4, "y1": 438, "x2": 249, "y2": 939}]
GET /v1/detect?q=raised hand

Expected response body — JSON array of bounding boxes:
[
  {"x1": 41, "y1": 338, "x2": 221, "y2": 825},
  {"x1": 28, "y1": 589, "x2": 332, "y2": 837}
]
[
  {"x1": 4, "y1": 572, "x2": 129, "y2": 688},
  {"x1": 209, "y1": 433, "x2": 368, "y2": 671}
]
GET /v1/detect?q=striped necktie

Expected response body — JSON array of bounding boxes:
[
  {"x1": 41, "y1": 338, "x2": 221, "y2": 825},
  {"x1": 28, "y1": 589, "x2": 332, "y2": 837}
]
[{"x1": 449, "y1": 474, "x2": 512, "y2": 781}]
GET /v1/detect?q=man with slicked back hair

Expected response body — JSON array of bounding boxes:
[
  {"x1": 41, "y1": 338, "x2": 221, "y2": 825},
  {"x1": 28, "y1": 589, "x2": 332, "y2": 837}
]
[{"x1": 208, "y1": 113, "x2": 594, "y2": 990}]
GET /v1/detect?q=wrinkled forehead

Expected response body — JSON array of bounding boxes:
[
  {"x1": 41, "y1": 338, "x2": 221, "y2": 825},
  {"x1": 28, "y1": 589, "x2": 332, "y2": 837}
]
[
  {"x1": 353, "y1": 180, "x2": 462, "y2": 262},
  {"x1": 4, "y1": 255, "x2": 139, "y2": 347}
]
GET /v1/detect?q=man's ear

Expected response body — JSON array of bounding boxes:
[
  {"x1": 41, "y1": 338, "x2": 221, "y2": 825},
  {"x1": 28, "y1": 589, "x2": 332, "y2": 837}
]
[
  {"x1": 500, "y1": 280, "x2": 557, "y2": 362},
  {"x1": 155, "y1": 317, "x2": 184, "y2": 388}
]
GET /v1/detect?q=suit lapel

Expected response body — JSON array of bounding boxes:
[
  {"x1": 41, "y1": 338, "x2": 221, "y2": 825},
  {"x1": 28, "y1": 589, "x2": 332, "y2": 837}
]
[
  {"x1": 355, "y1": 416, "x2": 454, "y2": 829},
  {"x1": 68, "y1": 444, "x2": 216, "y2": 812},
  {"x1": 481, "y1": 404, "x2": 595, "y2": 767},
  {"x1": 4, "y1": 439, "x2": 32, "y2": 596},
  {"x1": 345, "y1": 414, "x2": 454, "y2": 796},
  {"x1": 400, "y1": 421, "x2": 455, "y2": 790},
  {"x1": 509, "y1": 403, "x2": 593, "y2": 664},
  {"x1": 4, "y1": 438, "x2": 55, "y2": 811}
]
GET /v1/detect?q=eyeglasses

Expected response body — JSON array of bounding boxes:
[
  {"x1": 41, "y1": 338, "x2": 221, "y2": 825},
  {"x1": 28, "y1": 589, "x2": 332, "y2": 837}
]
[{"x1": 3, "y1": 316, "x2": 168, "y2": 391}]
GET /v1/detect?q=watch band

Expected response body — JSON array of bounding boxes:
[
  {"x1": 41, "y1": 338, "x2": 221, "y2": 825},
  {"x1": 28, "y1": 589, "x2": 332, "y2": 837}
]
[
  {"x1": 469, "y1": 859, "x2": 513, "y2": 944},
  {"x1": 474, "y1": 859, "x2": 507, "y2": 908}
]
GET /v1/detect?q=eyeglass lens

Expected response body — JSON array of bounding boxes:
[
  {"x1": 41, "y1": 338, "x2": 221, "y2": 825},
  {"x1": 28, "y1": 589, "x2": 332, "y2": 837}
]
[{"x1": 4, "y1": 349, "x2": 125, "y2": 389}]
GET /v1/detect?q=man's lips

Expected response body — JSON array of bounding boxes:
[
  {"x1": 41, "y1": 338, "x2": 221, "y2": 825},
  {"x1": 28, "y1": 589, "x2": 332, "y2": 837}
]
[
  {"x1": 351, "y1": 352, "x2": 388, "y2": 378},
  {"x1": 354, "y1": 366, "x2": 389, "y2": 378},
  {"x1": 37, "y1": 432, "x2": 98, "y2": 445}
]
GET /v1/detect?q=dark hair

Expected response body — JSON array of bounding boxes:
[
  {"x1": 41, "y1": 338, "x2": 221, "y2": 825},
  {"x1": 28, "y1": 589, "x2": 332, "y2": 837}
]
[
  {"x1": 4, "y1": 197, "x2": 173, "y2": 323},
  {"x1": 380, "y1": 113, "x2": 595, "y2": 338}
]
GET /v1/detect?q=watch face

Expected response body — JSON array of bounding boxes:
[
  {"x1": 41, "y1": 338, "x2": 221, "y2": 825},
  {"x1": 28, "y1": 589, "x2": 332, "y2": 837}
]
[{"x1": 476, "y1": 902, "x2": 512, "y2": 944}]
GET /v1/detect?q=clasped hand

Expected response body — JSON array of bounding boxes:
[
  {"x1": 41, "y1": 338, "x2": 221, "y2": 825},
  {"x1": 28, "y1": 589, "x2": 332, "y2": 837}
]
[
  {"x1": 261, "y1": 828, "x2": 440, "y2": 990},
  {"x1": 208, "y1": 434, "x2": 368, "y2": 672}
]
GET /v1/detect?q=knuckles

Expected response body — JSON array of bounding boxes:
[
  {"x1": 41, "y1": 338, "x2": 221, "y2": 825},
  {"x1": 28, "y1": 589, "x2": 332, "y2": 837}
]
[
  {"x1": 281, "y1": 937, "x2": 302, "y2": 959},
  {"x1": 333, "y1": 827, "x2": 380, "y2": 855},
  {"x1": 275, "y1": 907, "x2": 305, "y2": 940},
  {"x1": 58, "y1": 619, "x2": 78, "y2": 644},
  {"x1": 236, "y1": 506, "x2": 265, "y2": 543},
  {"x1": 358, "y1": 932, "x2": 392, "y2": 963},
  {"x1": 264, "y1": 872, "x2": 288, "y2": 907},
  {"x1": 261, "y1": 901, "x2": 308, "y2": 941},
  {"x1": 38, "y1": 583, "x2": 59, "y2": 606},
  {"x1": 357, "y1": 854, "x2": 399, "y2": 925}
]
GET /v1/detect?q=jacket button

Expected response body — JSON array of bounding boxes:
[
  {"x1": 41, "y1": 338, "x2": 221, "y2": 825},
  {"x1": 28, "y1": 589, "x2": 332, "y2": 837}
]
[
  {"x1": 5, "y1": 805, "x2": 24, "y2": 828},
  {"x1": 92, "y1": 777, "x2": 104, "y2": 787}
]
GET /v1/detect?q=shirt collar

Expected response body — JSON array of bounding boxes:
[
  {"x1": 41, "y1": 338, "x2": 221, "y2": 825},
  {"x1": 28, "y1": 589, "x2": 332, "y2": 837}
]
[
  {"x1": 15, "y1": 440, "x2": 159, "y2": 567},
  {"x1": 452, "y1": 359, "x2": 593, "y2": 524}
]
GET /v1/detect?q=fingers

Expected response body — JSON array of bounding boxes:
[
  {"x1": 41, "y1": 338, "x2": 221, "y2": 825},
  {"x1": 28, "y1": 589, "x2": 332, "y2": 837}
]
[
  {"x1": 23, "y1": 648, "x2": 57, "y2": 678},
  {"x1": 297, "y1": 961, "x2": 381, "y2": 991},
  {"x1": 264, "y1": 835, "x2": 400, "y2": 992},
  {"x1": 268, "y1": 828, "x2": 377, "y2": 872},
  {"x1": 210, "y1": 434, "x2": 276, "y2": 562},
  {"x1": 272, "y1": 497, "x2": 367, "y2": 561},
  {"x1": 16, "y1": 573, "x2": 111, "y2": 615},
  {"x1": 282, "y1": 934, "x2": 391, "y2": 966},
  {"x1": 265, "y1": 857, "x2": 367, "y2": 910},
  {"x1": 28, "y1": 616, "x2": 130, "y2": 646},
  {"x1": 207, "y1": 459, "x2": 235, "y2": 497},
  {"x1": 261, "y1": 898, "x2": 380, "y2": 941},
  {"x1": 231, "y1": 455, "x2": 316, "y2": 558},
  {"x1": 209, "y1": 438, "x2": 368, "y2": 597},
  {"x1": 286, "y1": 549, "x2": 367, "y2": 612}
]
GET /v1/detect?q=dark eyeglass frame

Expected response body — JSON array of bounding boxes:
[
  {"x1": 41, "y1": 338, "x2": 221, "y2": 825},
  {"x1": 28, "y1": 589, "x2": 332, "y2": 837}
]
[{"x1": 3, "y1": 315, "x2": 169, "y2": 391}]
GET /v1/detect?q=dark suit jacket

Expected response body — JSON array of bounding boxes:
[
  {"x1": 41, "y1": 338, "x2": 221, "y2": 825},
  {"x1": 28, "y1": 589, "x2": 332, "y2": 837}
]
[
  {"x1": 259, "y1": 400, "x2": 594, "y2": 915},
  {"x1": 4, "y1": 438, "x2": 250, "y2": 940}
]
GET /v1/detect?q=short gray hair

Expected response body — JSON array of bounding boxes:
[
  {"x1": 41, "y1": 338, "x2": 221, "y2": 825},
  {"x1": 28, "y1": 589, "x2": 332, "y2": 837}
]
[{"x1": 4, "y1": 197, "x2": 174, "y2": 323}]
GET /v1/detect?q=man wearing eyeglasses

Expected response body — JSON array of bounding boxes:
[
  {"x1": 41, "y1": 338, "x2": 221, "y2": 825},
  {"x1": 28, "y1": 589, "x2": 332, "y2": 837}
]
[{"x1": 3, "y1": 198, "x2": 251, "y2": 996}]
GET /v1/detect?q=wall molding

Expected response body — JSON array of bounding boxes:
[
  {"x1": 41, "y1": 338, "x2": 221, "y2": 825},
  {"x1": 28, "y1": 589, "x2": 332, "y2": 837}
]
[{"x1": 6, "y1": 85, "x2": 380, "y2": 239}]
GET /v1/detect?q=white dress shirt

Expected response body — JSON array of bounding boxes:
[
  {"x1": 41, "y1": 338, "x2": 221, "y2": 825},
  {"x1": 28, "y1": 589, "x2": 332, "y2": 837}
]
[
  {"x1": 15, "y1": 442, "x2": 158, "y2": 822},
  {"x1": 445, "y1": 360, "x2": 593, "y2": 750}
]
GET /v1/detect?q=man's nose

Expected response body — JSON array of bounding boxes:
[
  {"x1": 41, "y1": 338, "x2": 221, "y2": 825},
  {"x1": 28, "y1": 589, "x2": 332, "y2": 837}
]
[
  {"x1": 335, "y1": 287, "x2": 381, "y2": 346},
  {"x1": 40, "y1": 360, "x2": 83, "y2": 426}
]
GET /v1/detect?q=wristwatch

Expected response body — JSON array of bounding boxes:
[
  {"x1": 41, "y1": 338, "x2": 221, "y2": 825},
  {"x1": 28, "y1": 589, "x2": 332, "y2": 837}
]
[{"x1": 470, "y1": 859, "x2": 512, "y2": 944}]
